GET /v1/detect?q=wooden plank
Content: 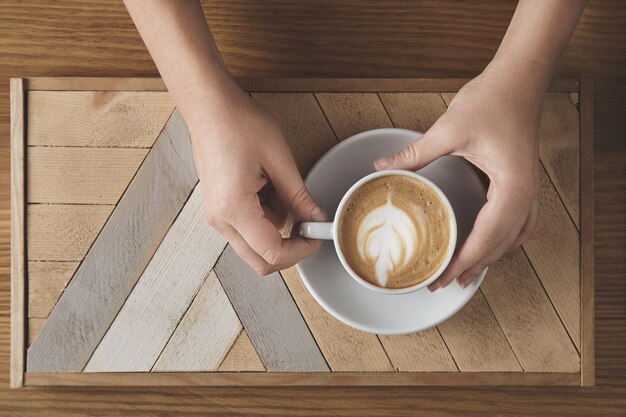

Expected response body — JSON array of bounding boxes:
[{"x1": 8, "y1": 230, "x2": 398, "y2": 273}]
[
  {"x1": 27, "y1": 204, "x2": 113, "y2": 261},
  {"x1": 27, "y1": 109, "x2": 198, "y2": 372},
  {"x1": 280, "y1": 267, "x2": 394, "y2": 372},
  {"x1": 214, "y1": 246, "x2": 329, "y2": 372},
  {"x1": 27, "y1": 91, "x2": 174, "y2": 147},
  {"x1": 27, "y1": 147, "x2": 148, "y2": 204},
  {"x1": 378, "y1": 93, "x2": 448, "y2": 132},
  {"x1": 153, "y1": 271, "x2": 240, "y2": 372},
  {"x1": 84, "y1": 187, "x2": 226, "y2": 372},
  {"x1": 539, "y1": 93, "x2": 581, "y2": 229},
  {"x1": 251, "y1": 93, "x2": 338, "y2": 176},
  {"x1": 580, "y1": 78, "x2": 595, "y2": 386},
  {"x1": 218, "y1": 330, "x2": 266, "y2": 372},
  {"x1": 10, "y1": 78, "x2": 25, "y2": 388},
  {"x1": 315, "y1": 93, "x2": 393, "y2": 139},
  {"x1": 523, "y1": 165, "x2": 581, "y2": 350},
  {"x1": 28, "y1": 261, "x2": 79, "y2": 318},
  {"x1": 315, "y1": 91, "x2": 459, "y2": 372},
  {"x1": 28, "y1": 319, "x2": 46, "y2": 347},
  {"x1": 25, "y1": 77, "x2": 579, "y2": 93},
  {"x1": 481, "y1": 250, "x2": 580, "y2": 372},
  {"x1": 24, "y1": 372, "x2": 581, "y2": 387},
  {"x1": 437, "y1": 291, "x2": 523, "y2": 372},
  {"x1": 84, "y1": 186, "x2": 225, "y2": 372},
  {"x1": 378, "y1": 329, "x2": 459, "y2": 372}
]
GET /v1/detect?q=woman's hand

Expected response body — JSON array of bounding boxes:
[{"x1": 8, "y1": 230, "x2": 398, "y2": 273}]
[
  {"x1": 190, "y1": 87, "x2": 327, "y2": 275},
  {"x1": 375, "y1": 67, "x2": 541, "y2": 290}
]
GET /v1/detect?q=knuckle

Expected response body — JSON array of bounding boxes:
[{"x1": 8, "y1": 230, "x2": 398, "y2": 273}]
[
  {"x1": 262, "y1": 246, "x2": 282, "y2": 266},
  {"x1": 288, "y1": 184, "x2": 312, "y2": 211},
  {"x1": 399, "y1": 144, "x2": 418, "y2": 163}
]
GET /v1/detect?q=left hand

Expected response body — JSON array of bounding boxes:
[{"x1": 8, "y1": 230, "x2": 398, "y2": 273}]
[{"x1": 374, "y1": 68, "x2": 541, "y2": 291}]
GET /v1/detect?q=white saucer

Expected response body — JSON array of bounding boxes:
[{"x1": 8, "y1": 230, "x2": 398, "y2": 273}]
[{"x1": 296, "y1": 128, "x2": 488, "y2": 335}]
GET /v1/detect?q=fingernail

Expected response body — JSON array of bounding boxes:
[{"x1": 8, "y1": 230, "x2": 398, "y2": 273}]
[
  {"x1": 374, "y1": 156, "x2": 393, "y2": 170},
  {"x1": 311, "y1": 206, "x2": 328, "y2": 222}
]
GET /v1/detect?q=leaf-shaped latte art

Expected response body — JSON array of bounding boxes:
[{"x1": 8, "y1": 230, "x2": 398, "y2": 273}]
[{"x1": 356, "y1": 196, "x2": 418, "y2": 287}]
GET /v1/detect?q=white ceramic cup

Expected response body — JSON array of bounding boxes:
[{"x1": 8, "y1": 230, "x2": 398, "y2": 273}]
[{"x1": 299, "y1": 169, "x2": 457, "y2": 294}]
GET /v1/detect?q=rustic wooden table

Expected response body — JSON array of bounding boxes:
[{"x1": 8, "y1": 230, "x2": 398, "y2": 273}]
[{"x1": 0, "y1": 1, "x2": 624, "y2": 415}]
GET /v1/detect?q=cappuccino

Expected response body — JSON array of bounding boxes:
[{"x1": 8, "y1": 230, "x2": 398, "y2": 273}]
[{"x1": 338, "y1": 175, "x2": 451, "y2": 289}]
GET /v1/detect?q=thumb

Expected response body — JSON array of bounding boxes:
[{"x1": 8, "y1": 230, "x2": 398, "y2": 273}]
[
  {"x1": 374, "y1": 127, "x2": 451, "y2": 171},
  {"x1": 269, "y1": 160, "x2": 328, "y2": 223}
]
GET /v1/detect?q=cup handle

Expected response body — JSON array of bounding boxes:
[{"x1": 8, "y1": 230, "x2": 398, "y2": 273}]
[{"x1": 299, "y1": 222, "x2": 334, "y2": 240}]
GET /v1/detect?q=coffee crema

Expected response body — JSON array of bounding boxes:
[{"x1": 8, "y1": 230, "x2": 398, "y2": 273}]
[{"x1": 338, "y1": 175, "x2": 451, "y2": 289}]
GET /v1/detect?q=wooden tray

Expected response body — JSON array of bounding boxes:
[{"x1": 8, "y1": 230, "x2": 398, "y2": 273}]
[{"x1": 10, "y1": 77, "x2": 594, "y2": 387}]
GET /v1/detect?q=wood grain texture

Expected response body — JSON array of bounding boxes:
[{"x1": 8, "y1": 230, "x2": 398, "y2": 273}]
[
  {"x1": 26, "y1": 109, "x2": 198, "y2": 372},
  {"x1": 10, "y1": 78, "x2": 25, "y2": 388},
  {"x1": 27, "y1": 147, "x2": 148, "y2": 204},
  {"x1": 85, "y1": 187, "x2": 226, "y2": 372},
  {"x1": 437, "y1": 291, "x2": 523, "y2": 372},
  {"x1": 26, "y1": 204, "x2": 113, "y2": 261},
  {"x1": 280, "y1": 267, "x2": 394, "y2": 372},
  {"x1": 580, "y1": 78, "x2": 595, "y2": 386},
  {"x1": 218, "y1": 330, "x2": 266, "y2": 372},
  {"x1": 481, "y1": 250, "x2": 580, "y2": 372},
  {"x1": 378, "y1": 93, "x2": 448, "y2": 133},
  {"x1": 27, "y1": 91, "x2": 174, "y2": 147},
  {"x1": 523, "y1": 165, "x2": 581, "y2": 350},
  {"x1": 315, "y1": 93, "x2": 393, "y2": 139},
  {"x1": 27, "y1": 261, "x2": 79, "y2": 318},
  {"x1": 27, "y1": 319, "x2": 45, "y2": 346},
  {"x1": 0, "y1": 0, "x2": 624, "y2": 411},
  {"x1": 378, "y1": 329, "x2": 459, "y2": 372},
  {"x1": 251, "y1": 93, "x2": 338, "y2": 175},
  {"x1": 153, "y1": 271, "x2": 240, "y2": 372},
  {"x1": 22, "y1": 372, "x2": 581, "y2": 387},
  {"x1": 214, "y1": 246, "x2": 329, "y2": 372},
  {"x1": 539, "y1": 93, "x2": 581, "y2": 229}
]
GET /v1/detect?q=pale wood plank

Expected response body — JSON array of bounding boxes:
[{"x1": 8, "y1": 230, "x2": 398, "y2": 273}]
[
  {"x1": 26, "y1": 77, "x2": 168, "y2": 91},
  {"x1": 539, "y1": 93, "x2": 580, "y2": 229},
  {"x1": 28, "y1": 261, "x2": 79, "y2": 318},
  {"x1": 251, "y1": 93, "x2": 338, "y2": 176},
  {"x1": 440, "y1": 92, "x2": 456, "y2": 106},
  {"x1": 481, "y1": 250, "x2": 580, "y2": 372},
  {"x1": 27, "y1": 109, "x2": 198, "y2": 372},
  {"x1": 378, "y1": 93, "x2": 448, "y2": 132},
  {"x1": 315, "y1": 93, "x2": 393, "y2": 139},
  {"x1": 85, "y1": 187, "x2": 226, "y2": 372},
  {"x1": 153, "y1": 271, "x2": 240, "y2": 372},
  {"x1": 27, "y1": 147, "x2": 148, "y2": 204},
  {"x1": 438, "y1": 291, "x2": 523, "y2": 372},
  {"x1": 28, "y1": 319, "x2": 46, "y2": 347},
  {"x1": 523, "y1": 165, "x2": 581, "y2": 350},
  {"x1": 214, "y1": 246, "x2": 329, "y2": 372},
  {"x1": 27, "y1": 204, "x2": 113, "y2": 261},
  {"x1": 10, "y1": 78, "x2": 25, "y2": 387},
  {"x1": 379, "y1": 329, "x2": 459, "y2": 372},
  {"x1": 580, "y1": 78, "x2": 594, "y2": 386},
  {"x1": 24, "y1": 371, "x2": 581, "y2": 387},
  {"x1": 218, "y1": 330, "x2": 266, "y2": 372},
  {"x1": 316, "y1": 91, "x2": 459, "y2": 372},
  {"x1": 281, "y1": 267, "x2": 394, "y2": 372},
  {"x1": 27, "y1": 91, "x2": 175, "y2": 147}
]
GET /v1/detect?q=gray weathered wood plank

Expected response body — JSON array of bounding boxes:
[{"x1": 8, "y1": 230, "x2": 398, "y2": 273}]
[
  {"x1": 27, "y1": 109, "x2": 198, "y2": 372},
  {"x1": 84, "y1": 187, "x2": 227, "y2": 372},
  {"x1": 214, "y1": 246, "x2": 330, "y2": 372}
]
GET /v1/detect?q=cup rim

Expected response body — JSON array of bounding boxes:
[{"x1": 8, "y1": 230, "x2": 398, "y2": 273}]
[{"x1": 332, "y1": 169, "x2": 458, "y2": 295}]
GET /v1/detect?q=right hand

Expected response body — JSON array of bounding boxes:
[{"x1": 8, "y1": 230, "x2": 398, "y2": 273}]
[{"x1": 188, "y1": 86, "x2": 327, "y2": 275}]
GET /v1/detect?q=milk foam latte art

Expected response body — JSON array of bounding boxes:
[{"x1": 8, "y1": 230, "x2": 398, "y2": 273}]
[{"x1": 338, "y1": 175, "x2": 451, "y2": 289}]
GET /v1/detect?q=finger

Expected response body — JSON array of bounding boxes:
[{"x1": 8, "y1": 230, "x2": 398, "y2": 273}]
[
  {"x1": 428, "y1": 192, "x2": 523, "y2": 291},
  {"x1": 374, "y1": 125, "x2": 453, "y2": 171},
  {"x1": 219, "y1": 223, "x2": 276, "y2": 275},
  {"x1": 507, "y1": 199, "x2": 539, "y2": 252},
  {"x1": 261, "y1": 204, "x2": 287, "y2": 229},
  {"x1": 266, "y1": 156, "x2": 328, "y2": 223},
  {"x1": 230, "y1": 193, "x2": 323, "y2": 268},
  {"x1": 259, "y1": 186, "x2": 288, "y2": 229}
]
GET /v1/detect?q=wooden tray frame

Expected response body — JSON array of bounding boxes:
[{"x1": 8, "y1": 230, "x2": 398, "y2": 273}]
[{"x1": 10, "y1": 77, "x2": 594, "y2": 387}]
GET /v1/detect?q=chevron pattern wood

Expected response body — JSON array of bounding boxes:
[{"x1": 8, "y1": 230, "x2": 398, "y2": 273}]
[{"x1": 13, "y1": 78, "x2": 591, "y2": 387}]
